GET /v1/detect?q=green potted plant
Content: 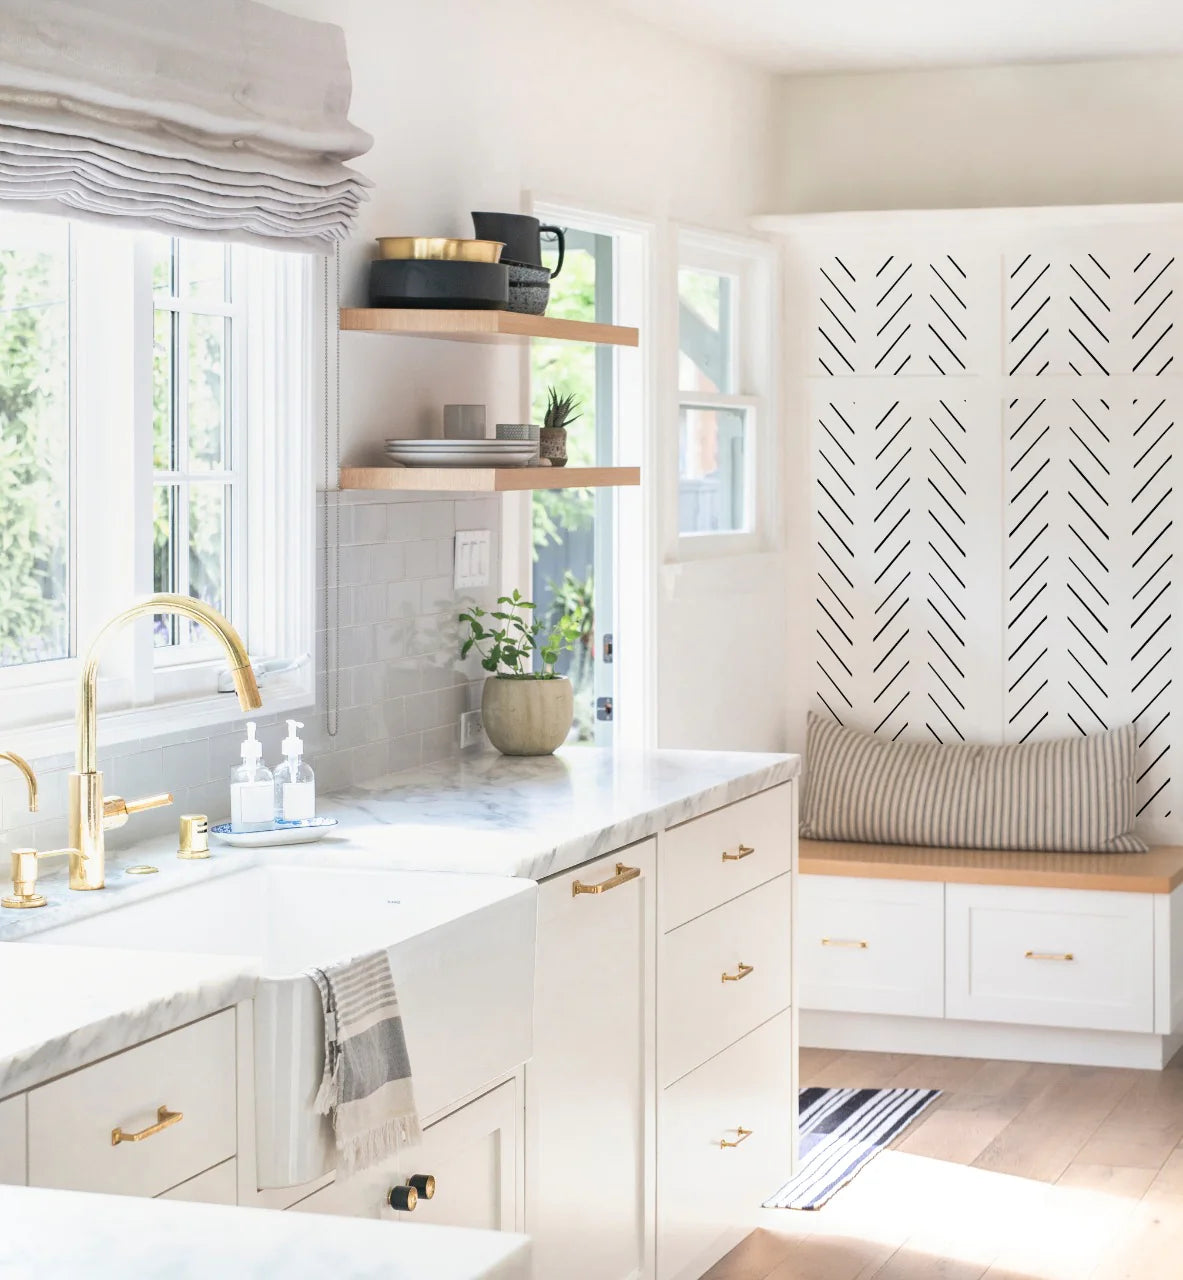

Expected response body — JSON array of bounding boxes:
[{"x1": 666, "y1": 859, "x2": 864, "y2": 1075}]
[
  {"x1": 460, "y1": 590, "x2": 581, "y2": 755},
  {"x1": 540, "y1": 387, "x2": 581, "y2": 468}
]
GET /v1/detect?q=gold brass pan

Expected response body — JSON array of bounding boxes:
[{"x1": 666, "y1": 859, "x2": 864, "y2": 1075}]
[{"x1": 374, "y1": 237, "x2": 505, "y2": 263}]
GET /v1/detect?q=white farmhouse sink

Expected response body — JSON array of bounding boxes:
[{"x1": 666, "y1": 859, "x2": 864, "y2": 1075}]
[{"x1": 26, "y1": 865, "x2": 537, "y2": 1189}]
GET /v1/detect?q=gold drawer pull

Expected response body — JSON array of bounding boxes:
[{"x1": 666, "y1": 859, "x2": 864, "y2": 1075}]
[
  {"x1": 721, "y1": 962, "x2": 754, "y2": 983},
  {"x1": 112, "y1": 1105, "x2": 183, "y2": 1146},
  {"x1": 572, "y1": 862, "x2": 640, "y2": 896},
  {"x1": 1025, "y1": 950, "x2": 1074, "y2": 962},
  {"x1": 822, "y1": 938, "x2": 868, "y2": 949},
  {"x1": 720, "y1": 1127, "x2": 753, "y2": 1149},
  {"x1": 722, "y1": 844, "x2": 755, "y2": 862}
]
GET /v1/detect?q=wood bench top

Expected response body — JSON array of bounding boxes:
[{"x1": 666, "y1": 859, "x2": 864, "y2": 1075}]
[{"x1": 800, "y1": 838, "x2": 1183, "y2": 894}]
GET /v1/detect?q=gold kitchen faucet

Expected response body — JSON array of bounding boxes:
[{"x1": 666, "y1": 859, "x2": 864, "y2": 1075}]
[{"x1": 67, "y1": 594, "x2": 262, "y2": 891}]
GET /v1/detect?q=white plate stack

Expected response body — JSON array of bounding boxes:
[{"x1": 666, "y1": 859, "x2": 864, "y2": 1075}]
[{"x1": 385, "y1": 439, "x2": 539, "y2": 468}]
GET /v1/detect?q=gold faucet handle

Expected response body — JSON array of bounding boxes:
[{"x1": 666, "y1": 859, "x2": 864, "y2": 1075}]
[
  {"x1": 103, "y1": 793, "x2": 174, "y2": 830},
  {"x1": 2, "y1": 847, "x2": 79, "y2": 910}
]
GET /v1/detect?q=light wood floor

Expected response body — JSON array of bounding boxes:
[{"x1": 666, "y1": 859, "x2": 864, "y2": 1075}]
[{"x1": 705, "y1": 1047, "x2": 1183, "y2": 1280}]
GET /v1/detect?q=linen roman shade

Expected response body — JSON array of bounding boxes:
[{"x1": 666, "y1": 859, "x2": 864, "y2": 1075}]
[
  {"x1": 0, "y1": 0, "x2": 371, "y2": 251},
  {"x1": 801, "y1": 712, "x2": 1147, "y2": 854}
]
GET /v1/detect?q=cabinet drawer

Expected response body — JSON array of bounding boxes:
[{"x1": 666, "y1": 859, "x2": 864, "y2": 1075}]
[
  {"x1": 658, "y1": 1010, "x2": 794, "y2": 1280},
  {"x1": 661, "y1": 784, "x2": 793, "y2": 932},
  {"x1": 158, "y1": 1158, "x2": 237, "y2": 1205},
  {"x1": 0, "y1": 1094, "x2": 25, "y2": 1186},
  {"x1": 660, "y1": 875, "x2": 791, "y2": 1088},
  {"x1": 946, "y1": 884, "x2": 1155, "y2": 1032},
  {"x1": 28, "y1": 1010, "x2": 236, "y2": 1198},
  {"x1": 799, "y1": 875, "x2": 944, "y2": 1017}
]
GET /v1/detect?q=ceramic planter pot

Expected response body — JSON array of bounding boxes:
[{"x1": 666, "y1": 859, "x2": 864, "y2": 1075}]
[
  {"x1": 539, "y1": 426, "x2": 568, "y2": 467},
  {"x1": 482, "y1": 676, "x2": 573, "y2": 756}
]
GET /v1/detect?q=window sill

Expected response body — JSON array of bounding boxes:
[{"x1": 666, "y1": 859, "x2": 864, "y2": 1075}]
[{"x1": 3, "y1": 672, "x2": 314, "y2": 764}]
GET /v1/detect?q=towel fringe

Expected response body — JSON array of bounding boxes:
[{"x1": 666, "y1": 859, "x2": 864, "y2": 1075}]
[{"x1": 337, "y1": 1111, "x2": 423, "y2": 1178}]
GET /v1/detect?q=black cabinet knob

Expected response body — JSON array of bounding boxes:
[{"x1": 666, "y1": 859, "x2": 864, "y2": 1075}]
[
  {"x1": 387, "y1": 1183, "x2": 419, "y2": 1212},
  {"x1": 406, "y1": 1174, "x2": 436, "y2": 1200}
]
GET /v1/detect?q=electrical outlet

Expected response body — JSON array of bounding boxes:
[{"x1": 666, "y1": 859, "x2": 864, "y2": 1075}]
[{"x1": 460, "y1": 709, "x2": 486, "y2": 751}]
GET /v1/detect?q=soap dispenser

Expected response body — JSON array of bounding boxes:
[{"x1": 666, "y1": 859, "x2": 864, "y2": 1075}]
[
  {"x1": 274, "y1": 719, "x2": 316, "y2": 822},
  {"x1": 230, "y1": 722, "x2": 274, "y2": 833}
]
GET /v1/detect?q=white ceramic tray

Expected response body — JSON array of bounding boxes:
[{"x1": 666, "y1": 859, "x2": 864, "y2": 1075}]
[{"x1": 210, "y1": 816, "x2": 338, "y2": 848}]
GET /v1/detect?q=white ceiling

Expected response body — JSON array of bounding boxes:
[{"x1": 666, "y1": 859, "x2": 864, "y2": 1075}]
[{"x1": 607, "y1": 0, "x2": 1183, "y2": 73}]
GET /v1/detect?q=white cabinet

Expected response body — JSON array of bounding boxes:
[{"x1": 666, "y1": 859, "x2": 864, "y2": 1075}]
[
  {"x1": 292, "y1": 1078, "x2": 519, "y2": 1231},
  {"x1": 526, "y1": 838, "x2": 656, "y2": 1280},
  {"x1": 662, "y1": 783, "x2": 793, "y2": 931},
  {"x1": 0, "y1": 1094, "x2": 25, "y2": 1186},
  {"x1": 660, "y1": 874, "x2": 792, "y2": 1087},
  {"x1": 946, "y1": 883, "x2": 1155, "y2": 1032},
  {"x1": 799, "y1": 875, "x2": 944, "y2": 1017},
  {"x1": 159, "y1": 1158, "x2": 238, "y2": 1205},
  {"x1": 658, "y1": 1010, "x2": 794, "y2": 1280},
  {"x1": 27, "y1": 1010, "x2": 237, "y2": 1199}
]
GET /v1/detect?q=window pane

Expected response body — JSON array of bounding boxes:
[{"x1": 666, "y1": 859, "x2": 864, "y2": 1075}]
[
  {"x1": 187, "y1": 483, "x2": 227, "y2": 641},
  {"x1": 153, "y1": 485, "x2": 179, "y2": 646},
  {"x1": 678, "y1": 268, "x2": 734, "y2": 394},
  {"x1": 152, "y1": 309, "x2": 175, "y2": 470},
  {"x1": 678, "y1": 406, "x2": 749, "y2": 535},
  {"x1": 149, "y1": 235, "x2": 175, "y2": 295},
  {"x1": 187, "y1": 313, "x2": 227, "y2": 471},
  {"x1": 181, "y1": 240, "x2": 228, "y2": 302},
  {"x1": 0, "y1": 213, "x2": 71, "y2": 667}
]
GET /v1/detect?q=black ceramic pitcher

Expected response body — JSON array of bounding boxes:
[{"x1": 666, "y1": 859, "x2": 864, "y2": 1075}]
[{"x1": 471, "y1": 212, "x2": 565, "y2": 278}]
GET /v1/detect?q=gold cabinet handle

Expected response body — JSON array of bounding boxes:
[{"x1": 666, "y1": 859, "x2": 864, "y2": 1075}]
[
  {"x1": 821, "y1": 938, "x2": 869, "y2": 949},
  {"x1": 1025, "y1": 950, "x2": 1074, "y2": 962},
  {"x1": 572, "y1": 862, "x2": 640, "y2": 896},
  {"x1": 722, "y1": 844, "x2": 754, "y2": 862},
  {"x1": 111, "y1": 1105, "x2": 183, "y2": 1146},
  {"x1": 720, "y1": 1126, "x2": 753, "y2": 1149},
  {"x1": 721, "y1": 962, "x2": 754, "y2": 983}
]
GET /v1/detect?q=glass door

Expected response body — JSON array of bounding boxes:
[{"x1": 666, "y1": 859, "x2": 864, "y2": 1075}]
[{"x1": 531, "y1": 227, "x2": 617, "y2": 745}]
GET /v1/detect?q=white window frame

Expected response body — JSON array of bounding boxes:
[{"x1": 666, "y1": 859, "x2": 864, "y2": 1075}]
[
  {"x1": 671, "y1": 229, "x2": 776, "y2": 561},
  {"x1": 0, "y1": 219, "x2": 317, "y2": 760}
]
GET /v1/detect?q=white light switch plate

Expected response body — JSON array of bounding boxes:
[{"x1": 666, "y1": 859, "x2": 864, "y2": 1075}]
[{"x1": 454, "y1": 530, "x2": 491, "y2": 589}]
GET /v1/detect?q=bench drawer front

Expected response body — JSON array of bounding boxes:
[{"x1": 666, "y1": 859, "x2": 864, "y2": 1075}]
[
  {"x1": 28, "y1": 1010, "x2": 237, "y2": 1198},
  {"x1": 660, "y1": 875, "x2": 791, "y2": 1088},
  {"x1": 661, "y1": 784, "x2": 793, "y2": 932},
  {"x1": 658, "y1": 1009, "x2": 794, "y2": 1280},
  {"x1": 946, "y1": 884, "x2": 1155, "y2": 1032},
  {"x1": 799, "y1": 875, "x2": 944, "y2": 1017}
]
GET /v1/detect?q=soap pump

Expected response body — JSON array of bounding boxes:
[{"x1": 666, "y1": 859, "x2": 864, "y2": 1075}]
[
  {"x1": 274, "y1": 719, "x2": 316, "y2": 822},
  {"x1": 230, "y1": 721, "x2": 274, "y2": 833}
]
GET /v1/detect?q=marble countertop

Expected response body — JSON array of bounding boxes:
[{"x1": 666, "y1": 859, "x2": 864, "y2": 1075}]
[
  {"x1": 0, "y1": 748, "x2": 797, "y2": 1093},
  {"x1": 0, "y1": 1184, "x2": 531, "y2": 1279}
]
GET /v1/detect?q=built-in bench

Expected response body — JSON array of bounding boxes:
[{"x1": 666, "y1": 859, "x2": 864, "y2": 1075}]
[{"x1": 799, "y1": 839, "x2": 1183, "y2": 1069}]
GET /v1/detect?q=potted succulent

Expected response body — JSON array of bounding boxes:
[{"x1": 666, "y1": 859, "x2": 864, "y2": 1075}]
[
  {"x1": 460, "y1": 590, "x2": 581, "y2": 755},
  {"x1": 540, "y1": 387, "x2": 581, "y2": 468}
]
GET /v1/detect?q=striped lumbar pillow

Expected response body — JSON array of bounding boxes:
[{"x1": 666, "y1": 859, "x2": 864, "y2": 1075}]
[{"x1": 802, "y1": 713, "x2": 1147, "y2": 853}]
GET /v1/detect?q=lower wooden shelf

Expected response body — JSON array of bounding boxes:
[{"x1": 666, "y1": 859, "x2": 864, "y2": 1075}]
[{"x1": 338, "y1": 465, "x2": 640, "y2": 493}]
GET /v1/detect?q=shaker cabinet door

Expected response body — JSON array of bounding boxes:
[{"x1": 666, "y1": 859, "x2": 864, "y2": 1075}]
[{"x1": 526, "y1": 838, "x2": 656, "y2": 1280}]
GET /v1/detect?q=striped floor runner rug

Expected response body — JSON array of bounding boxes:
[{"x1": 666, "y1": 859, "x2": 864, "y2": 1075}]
[{"x1": 764, "y1": 1086, "x2": 941, "y2": 1211}]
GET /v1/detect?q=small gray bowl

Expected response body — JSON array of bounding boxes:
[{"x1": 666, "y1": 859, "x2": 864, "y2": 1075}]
[
  {"x1": 505, "y1": 260, "x2": 550, "y2": 315},
  {"x1": 495, "y1": 423, "x2": 540, "y2": 442}
]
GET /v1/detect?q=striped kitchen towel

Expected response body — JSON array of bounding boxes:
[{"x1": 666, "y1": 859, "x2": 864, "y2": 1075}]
[{"x1": 310, "y1": 950, "x2": 422, "y2": 1176}]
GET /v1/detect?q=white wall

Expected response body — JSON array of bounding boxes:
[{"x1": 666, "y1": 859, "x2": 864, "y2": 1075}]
[
  {"x1": 271, "y1": 0, "x2": 789, "y2": 752},
  {"x1": 776, "y1": 56, "x2": 1183, "y2": 213}
]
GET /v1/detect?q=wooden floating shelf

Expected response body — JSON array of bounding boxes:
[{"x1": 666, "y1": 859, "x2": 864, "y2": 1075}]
[
  {"x1": 339, "y1": 465, "x2": 641, "y2": 493},
  {"x1": 339, "y1": 307, "x2": 639, "y2": 347}
]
